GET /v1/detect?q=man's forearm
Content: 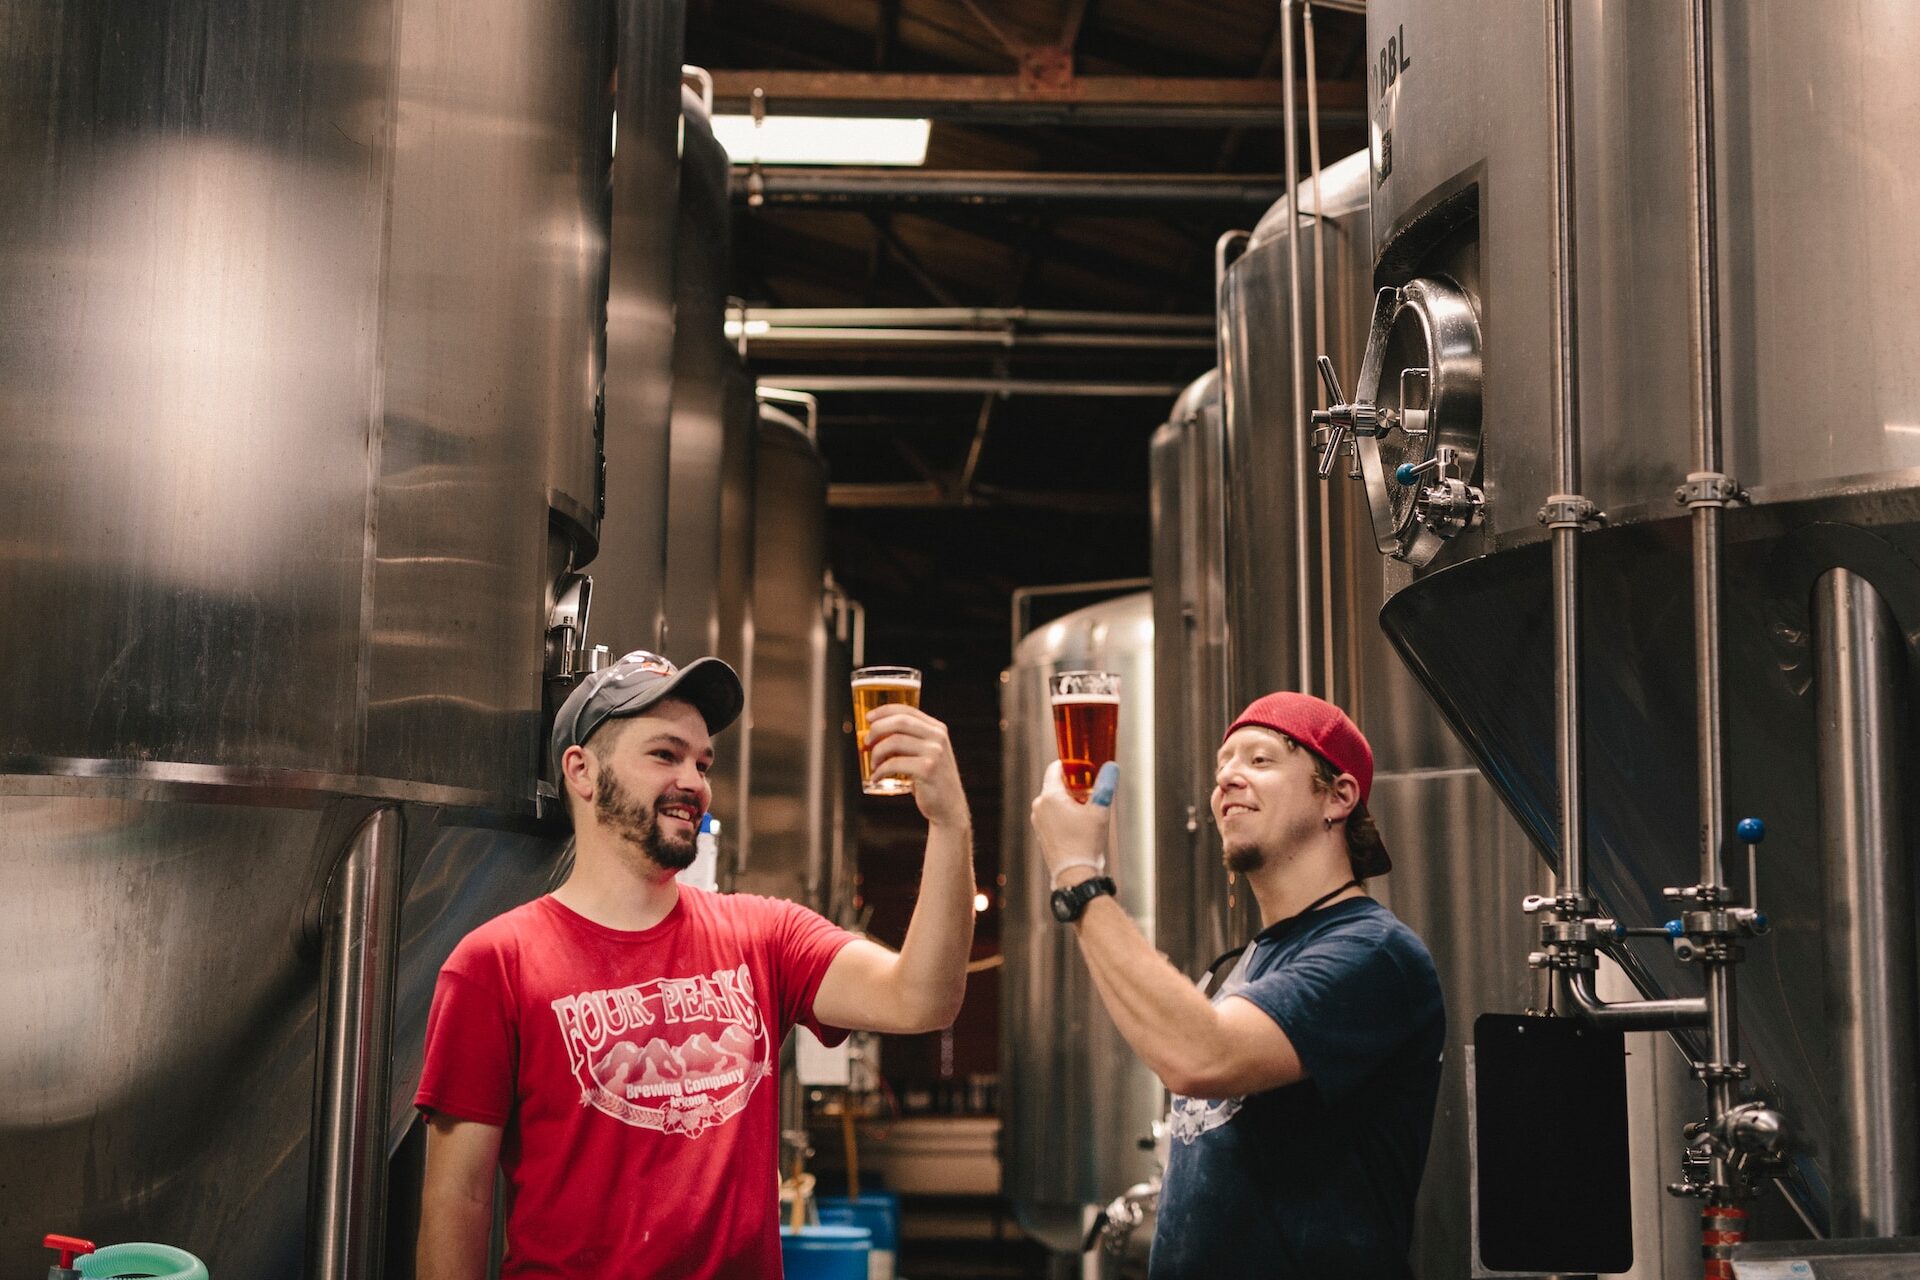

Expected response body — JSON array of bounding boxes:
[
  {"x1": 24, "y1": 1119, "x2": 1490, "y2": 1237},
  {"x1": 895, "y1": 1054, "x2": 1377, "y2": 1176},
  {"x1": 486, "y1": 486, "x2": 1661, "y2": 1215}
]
[
  {"x1": 889, "y1": 818, "x2": 975, "y2": 1027},
  {"x1": 1072, "y1": 894, "x2": 1228, "y2": 1090},
  {"x1": 417, "y1": 1194, "x2": 493, "y2": 1280}
]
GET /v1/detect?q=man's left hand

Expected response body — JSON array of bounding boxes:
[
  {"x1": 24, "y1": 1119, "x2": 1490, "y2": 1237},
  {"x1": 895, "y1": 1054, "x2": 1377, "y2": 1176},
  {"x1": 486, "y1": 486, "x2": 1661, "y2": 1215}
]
[{"x1": 1029, "y1": 760, "x2": 1118, "y2": 882}]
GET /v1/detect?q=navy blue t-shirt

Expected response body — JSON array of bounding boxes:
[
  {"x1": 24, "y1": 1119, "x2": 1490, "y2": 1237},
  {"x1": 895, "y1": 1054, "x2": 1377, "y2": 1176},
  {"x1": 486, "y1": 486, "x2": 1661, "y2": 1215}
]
[{"x1": 1151, "y1": 897, "x2": 1445, "y2": 1280}]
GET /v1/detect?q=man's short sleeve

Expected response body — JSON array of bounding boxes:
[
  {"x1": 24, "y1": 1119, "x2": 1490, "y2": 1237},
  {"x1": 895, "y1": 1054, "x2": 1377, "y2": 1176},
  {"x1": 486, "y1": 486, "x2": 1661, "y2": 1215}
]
[
  {"x1": 763, "y1": 897, "x2": 857, "y2": 1043},
  {"x1": 415, "y1": 941, "x2": 517, "y2": 1126},
  {"x1": 1230, "y1": 924, "x2": 1440, "y2": 1102}
]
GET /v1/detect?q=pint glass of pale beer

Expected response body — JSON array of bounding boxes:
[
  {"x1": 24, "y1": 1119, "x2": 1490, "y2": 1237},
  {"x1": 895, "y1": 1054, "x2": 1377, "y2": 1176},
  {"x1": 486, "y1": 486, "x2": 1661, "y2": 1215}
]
[
  {"x1": 852, "y1": 665, "x2": 923, "y2": 795},
  {"x1": 1048, "y1": 671, "x2": 1120, "y2": 803}
]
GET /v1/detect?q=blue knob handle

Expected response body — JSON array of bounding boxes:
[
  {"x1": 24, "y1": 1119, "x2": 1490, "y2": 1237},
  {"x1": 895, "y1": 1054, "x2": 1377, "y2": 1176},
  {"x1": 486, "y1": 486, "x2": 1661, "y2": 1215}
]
[
  {"x1": 1664, "y1": 919, "x2": 1685, "y2": 938},
  {"x1": 1752, "y1": 912, "x2": 1770, "y2": 931},
  {"x1": 1736, "y1": 816, "x2": 1765, "y2": 844},
  {"x1": 1395, "y1": 462, "x2": 1418, "y2": 486}
]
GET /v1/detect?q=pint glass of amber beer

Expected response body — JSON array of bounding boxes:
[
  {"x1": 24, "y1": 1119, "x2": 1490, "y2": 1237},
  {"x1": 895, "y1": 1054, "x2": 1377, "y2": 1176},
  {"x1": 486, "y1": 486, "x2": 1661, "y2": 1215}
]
[
  {"x1": 1049, "y1": 670, "x2": 1120, "y2": 803},
  {"x1": 852, "y1": 665, "x2": 923, "y2": 795}
]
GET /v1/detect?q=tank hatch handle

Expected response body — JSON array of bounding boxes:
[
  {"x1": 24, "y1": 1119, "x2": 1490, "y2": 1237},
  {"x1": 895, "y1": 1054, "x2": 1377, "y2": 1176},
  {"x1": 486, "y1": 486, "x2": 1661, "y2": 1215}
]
[
  {"x1": 546, "y1": 572, "x2": 610, "y2": 685},
  {"x1": 1310, "y1": 281, "x2": 1486, "y2": 566}
]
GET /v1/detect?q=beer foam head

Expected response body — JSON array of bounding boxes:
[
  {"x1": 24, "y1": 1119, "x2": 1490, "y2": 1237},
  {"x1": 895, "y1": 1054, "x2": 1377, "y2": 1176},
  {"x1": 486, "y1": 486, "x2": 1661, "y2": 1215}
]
[
  {"x1": 851, "y1": 675, "x2": 921, "y2": 689},
  {"x1": 1050, "y1": 692, "x2": 1120, "y2": 705}
]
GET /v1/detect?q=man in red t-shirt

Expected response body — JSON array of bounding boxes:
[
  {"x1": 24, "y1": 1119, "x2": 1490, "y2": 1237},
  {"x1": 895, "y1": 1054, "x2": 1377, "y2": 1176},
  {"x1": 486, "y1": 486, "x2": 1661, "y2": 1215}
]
[{"x1": 415, "y1": 649, "x2": 975, "y2": 1279}]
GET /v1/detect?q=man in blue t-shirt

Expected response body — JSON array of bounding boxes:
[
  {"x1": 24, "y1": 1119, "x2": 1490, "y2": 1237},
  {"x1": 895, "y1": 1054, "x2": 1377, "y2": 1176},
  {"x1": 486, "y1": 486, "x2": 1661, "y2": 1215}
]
[{"x1": 1029, "y1": 691, "x2": 1444, "y2": 1279}]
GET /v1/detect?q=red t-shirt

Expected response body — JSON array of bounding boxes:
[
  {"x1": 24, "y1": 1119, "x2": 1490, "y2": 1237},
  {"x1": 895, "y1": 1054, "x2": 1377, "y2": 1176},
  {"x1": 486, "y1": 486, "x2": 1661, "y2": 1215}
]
[{"x1": 415, "y1": 887, "x2": 856, "y2": 1278}]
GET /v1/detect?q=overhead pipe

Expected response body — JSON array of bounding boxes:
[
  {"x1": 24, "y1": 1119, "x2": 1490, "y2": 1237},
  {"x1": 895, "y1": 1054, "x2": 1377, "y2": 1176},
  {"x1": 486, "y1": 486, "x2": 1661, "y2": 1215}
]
[
  {"x1": 758, "y1": 375, "x2": 1185, "y2": 397},
  {"x1": 731, "y1": 327, "x2": 1214, "y2": 352},
  {"x1": 731, "y1": 169, "x2": 1288, "y2": 207},
  {"x1": 734, "y1": 306, "x2": 1213, "y2": 332}
]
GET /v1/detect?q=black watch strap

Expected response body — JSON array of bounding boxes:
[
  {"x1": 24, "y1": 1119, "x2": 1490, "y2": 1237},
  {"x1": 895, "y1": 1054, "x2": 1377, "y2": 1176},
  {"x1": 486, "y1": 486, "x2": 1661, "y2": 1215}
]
[{"x1": 1051, "y1": 875, "x2": 1117, "y2": 923}]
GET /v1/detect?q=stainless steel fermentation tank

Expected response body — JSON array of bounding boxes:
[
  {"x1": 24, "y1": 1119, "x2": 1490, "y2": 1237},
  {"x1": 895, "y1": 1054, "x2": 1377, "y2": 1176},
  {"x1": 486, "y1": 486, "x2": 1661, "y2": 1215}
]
[
  {"x1": 663, "y1": 85, "x2": 759, "y2": 856},
  {"x1": 734, "y1": 401, "x2": 860, "y2": 923},
  {"x1": 0, "y1": 2, "x2": 687, "y2": 1275},
  {"x1": 1342, "y1": 0, "x2": 1920, "y2": 1243},
  {"x1": 1208, "y1": 147, "x2": 1621, "y2": 1275},
  {"x1": 1001, "y1": 593, "x2": 1164, "y2": 1257}
]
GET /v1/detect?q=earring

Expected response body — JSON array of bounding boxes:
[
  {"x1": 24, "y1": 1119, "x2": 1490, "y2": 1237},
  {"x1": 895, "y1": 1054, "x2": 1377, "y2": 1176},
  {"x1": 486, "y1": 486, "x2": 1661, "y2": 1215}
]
[{"x1": 1323, "y1": 816, "x2": 1335, "y2": 830}]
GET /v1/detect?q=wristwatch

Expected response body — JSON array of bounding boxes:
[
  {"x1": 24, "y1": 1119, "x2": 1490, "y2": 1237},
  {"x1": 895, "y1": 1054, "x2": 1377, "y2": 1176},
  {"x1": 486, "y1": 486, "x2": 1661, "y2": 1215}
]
[{"x1": 1050, "y1": 875, "x2": 1117, "y2": 923}]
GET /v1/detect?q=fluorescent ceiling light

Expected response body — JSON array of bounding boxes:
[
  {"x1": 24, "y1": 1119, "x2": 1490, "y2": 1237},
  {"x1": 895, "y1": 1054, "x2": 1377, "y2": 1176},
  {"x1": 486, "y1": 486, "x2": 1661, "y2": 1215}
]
[{"x1": 711, "y1": 115, "x2": 931, "y2": 166}]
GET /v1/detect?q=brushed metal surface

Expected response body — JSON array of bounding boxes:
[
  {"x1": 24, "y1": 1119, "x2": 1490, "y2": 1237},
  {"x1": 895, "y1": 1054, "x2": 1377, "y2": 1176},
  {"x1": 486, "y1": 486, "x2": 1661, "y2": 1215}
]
[
  {"x1": 307, "y1": 807, "x2": 405, "y2": 1280},
  {"x1": 661, "y1": 88, "x2": 739, "y2": 666},
  {"x1": 363, "y1": 0, "x2": 624, "y2": 796},
  {"x1": 1001, "y1": 593, "x2": 1162, "y2": 1253},
  {"x1": 1814, "y1": 569, "x2": 1918, "y2": 1237},
  {"x1": 1219, "y1": 149, "x2": 1372, "y2": 708},
  {"x1": 591, "y1": 0, "x2": 688, "y2": 658},
  {"x1": 1367, "y1": 0, "x2": 1920, "y2": 1235},
  {"x1": 660, "y1": 89, "x2": 762, "y2": 860},
  {"x1": 0, "y1": 0, "x2": 680, "y2": 1270},
  {"x1": 1215, "y1": 143, "x2": 1566, "y2": 1276},
  {"x1": 1149, "y1": 372, "x2": 1255, "y2": 977},
  {"x1": 735, "y1": 407, "x2": 836, "y2": 910}
]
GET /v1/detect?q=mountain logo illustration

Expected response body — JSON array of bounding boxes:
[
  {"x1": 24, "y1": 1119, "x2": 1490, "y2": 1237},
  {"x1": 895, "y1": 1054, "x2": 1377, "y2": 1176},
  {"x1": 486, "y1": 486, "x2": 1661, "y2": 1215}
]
[{"x1": 551, "y1": 965, "x2": 771, "y2": 1137}]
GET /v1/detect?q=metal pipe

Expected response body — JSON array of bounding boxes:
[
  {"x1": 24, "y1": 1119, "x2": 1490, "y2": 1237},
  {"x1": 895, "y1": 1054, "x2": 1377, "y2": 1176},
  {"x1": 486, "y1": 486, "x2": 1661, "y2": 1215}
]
[
  {"x1": 755, "y1": 386, "x2": 819, "y2": 440},
  {"x1": 1681, "y1": 0, "x2": 1742, "y2": 1196},
  {"x1": 1282, "y1": 0, "x2": 1313, "y2": 694},
  {"x1": 1567, "y1": 971, "x2": 1708, "y2": 1031},
  {"x1": 1548, "y1": 0, "x2": 1586, "y2": 900},
  {"x1": 730, "y1": 327, "x2": 1215, "y2": 351},
  {"x1": 1010, "y1": 577, "x2": 1153, "y2": 655},
  {"x1": 682, "y1": 64, "x2": 714, "y2": 116},
  {"x1": 757, "y1": 375, "x2": 1185, "y2": 397},
  {"x1": 1539, "y1": 0, "x2": 1706, "y2": 1036},
  {"x1": 1304, "y1": 2, "x2": 1336, "y2": 701},
  {"x1": 734, "y1": 306, "x2": 1213, "y2": 332},
  {"x1": 306, "y1": 805, "x2": 405, "y2": 1280},
  {"x1": 730, "y1": 169, "x2": 1288, "y2": 207},
  {"x1": 1814, "y1": 568, "x2": 1918, "y2": 1237}
]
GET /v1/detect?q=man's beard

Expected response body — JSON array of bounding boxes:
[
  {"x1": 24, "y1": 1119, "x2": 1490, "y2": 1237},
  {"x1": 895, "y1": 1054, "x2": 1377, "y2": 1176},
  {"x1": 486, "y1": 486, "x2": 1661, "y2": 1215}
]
[
  {"x1": 1222, "y1": 841, "x2": 1265, "y2": 875},
  {"x1": 595, "y1": 769, "x2": 699, "y2": 872}
]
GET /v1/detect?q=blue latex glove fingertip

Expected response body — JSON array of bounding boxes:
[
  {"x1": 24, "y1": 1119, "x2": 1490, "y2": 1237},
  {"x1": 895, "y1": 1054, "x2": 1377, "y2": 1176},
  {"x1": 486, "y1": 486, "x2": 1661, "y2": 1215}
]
[{"x1": 1091, "y1": 761, "x2": 1120, "y2": 807}]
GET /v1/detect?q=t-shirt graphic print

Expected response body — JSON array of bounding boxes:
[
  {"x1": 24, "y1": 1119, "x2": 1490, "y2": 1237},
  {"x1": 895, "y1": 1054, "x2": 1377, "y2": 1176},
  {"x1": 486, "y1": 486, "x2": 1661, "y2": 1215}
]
[{"x1": 551, "y1": 964, "x2": 771, "y2": 1137}]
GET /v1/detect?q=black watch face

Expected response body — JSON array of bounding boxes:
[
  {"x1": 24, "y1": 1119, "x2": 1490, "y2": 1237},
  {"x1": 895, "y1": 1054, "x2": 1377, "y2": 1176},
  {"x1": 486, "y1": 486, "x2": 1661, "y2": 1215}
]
[{"x1": 1050, "y1": 889, "x2": 1076, "y2": 922}]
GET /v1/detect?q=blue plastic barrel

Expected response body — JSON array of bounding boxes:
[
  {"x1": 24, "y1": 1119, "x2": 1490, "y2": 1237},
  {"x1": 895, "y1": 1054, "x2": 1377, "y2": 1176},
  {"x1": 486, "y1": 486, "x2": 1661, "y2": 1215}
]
[
  {"x1": 816, "y1": 1192, "x2": 899, "y2": 1280},
  {"x1": 780, "y1": 1225, "x2": 871, "y2": 1280}
]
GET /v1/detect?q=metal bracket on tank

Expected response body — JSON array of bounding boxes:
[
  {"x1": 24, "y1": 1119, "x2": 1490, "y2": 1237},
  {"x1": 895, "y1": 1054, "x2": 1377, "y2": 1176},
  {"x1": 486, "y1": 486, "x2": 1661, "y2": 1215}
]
[
  {"x1": 1309, "y1": 280, "x2": 1485, "y2": 566},
  {"x1": 546, "y1": 572, "x2": 610, "y2": 684}
]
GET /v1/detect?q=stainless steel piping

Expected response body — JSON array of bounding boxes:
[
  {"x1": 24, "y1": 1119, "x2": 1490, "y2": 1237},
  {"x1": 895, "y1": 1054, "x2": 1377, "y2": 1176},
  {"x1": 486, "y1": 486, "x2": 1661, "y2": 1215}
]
[
  {"x1": 730, "y1": 169, "x2": 1288, "y2": 206},
  {"x1": 306, "y1": 805, "x2": 405, "y2": 1280},
  {"x1": 731, "y1": 327, "x2": 1215, "y2": 352},
  {"x1": 1548, "y1": 0, "x2": 1587, "y2": 906},
  {"x1": 733, "y1": 307, "x2": 1214, "y2": 332},
  {"x1": 1537, "y1": 0, "x2": 1707, "y2": 1033},
  {"x1": 1814, "y1": 568, "x2": 1918, "y2": 1237},
  {"x1": 757, "y1": 375, "x2": 1186, "y2": 397},
  {"x1": 1304, "y1": 2, "x2": 1335, "y2": 700},
  {"x1": 1681, "y1": 0, "x2": 1743, "y2": 1198},
  {"x1": 1282, "y1": 0, "x2": 1313, "y2": 694}
]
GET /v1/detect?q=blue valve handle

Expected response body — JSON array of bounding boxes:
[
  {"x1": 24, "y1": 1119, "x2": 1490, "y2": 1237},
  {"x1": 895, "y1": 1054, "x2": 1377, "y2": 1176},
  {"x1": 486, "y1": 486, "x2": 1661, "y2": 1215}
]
[
  {"x1": 1736, "y1": 816, "x2": 1765, "y2": 844},
  {"x1": 1395, "y1": 462, "x2": 1418, "y2": 486},
  {"x1": 1665, "y1": 919, "x2": 1685, "y2": 938}
]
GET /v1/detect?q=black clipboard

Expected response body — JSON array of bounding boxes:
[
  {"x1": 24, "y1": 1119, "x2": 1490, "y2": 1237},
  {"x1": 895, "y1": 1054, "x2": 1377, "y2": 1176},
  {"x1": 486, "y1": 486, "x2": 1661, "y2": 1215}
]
[{"x1": 1470, "y1": 1012, "x2": 1635, "y2": 1275}]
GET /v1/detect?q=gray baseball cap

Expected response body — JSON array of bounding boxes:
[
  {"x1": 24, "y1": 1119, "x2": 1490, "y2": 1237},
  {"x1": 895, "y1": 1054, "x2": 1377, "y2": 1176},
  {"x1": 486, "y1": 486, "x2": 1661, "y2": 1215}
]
[{"x1": 550, "y1": 650, "x2": 745, "y2": 769}]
